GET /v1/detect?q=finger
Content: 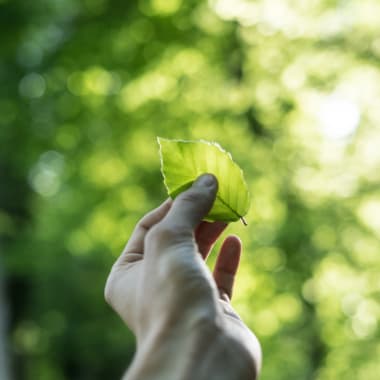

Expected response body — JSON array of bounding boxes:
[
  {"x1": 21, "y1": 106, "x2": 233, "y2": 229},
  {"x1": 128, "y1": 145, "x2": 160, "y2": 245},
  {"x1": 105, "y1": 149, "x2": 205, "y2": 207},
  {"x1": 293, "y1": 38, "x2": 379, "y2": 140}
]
[
  {"x1": 195, "y1": 221, "x2": 228, "y2": 260},
  {"x1": 120, "y1": 199, "x2": 172, "y2": 261},
  {"x1": 162, "y1": 174, "x2": 218, "y2": 231},
  {"x1": 213, "y1": 235, "x2": 241, "y2": 300}
]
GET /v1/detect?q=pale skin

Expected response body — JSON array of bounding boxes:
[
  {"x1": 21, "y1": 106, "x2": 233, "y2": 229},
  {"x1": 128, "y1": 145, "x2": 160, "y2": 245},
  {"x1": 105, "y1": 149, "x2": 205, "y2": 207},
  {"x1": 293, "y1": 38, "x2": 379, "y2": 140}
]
[{"x1": 105, "y1": 174, "x2": 262, "y2": 380}]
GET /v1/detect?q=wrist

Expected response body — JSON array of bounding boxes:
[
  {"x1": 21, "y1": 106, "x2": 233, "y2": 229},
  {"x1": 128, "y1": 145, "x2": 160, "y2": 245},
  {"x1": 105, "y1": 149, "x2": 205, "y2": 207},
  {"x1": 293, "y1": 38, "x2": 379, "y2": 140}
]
[
  {"x1": 125, "y1": 315, "x2": 258, "y2": 380},
  {"x1": 126, "y1": 316, "x2": 221, "y2": 380}
]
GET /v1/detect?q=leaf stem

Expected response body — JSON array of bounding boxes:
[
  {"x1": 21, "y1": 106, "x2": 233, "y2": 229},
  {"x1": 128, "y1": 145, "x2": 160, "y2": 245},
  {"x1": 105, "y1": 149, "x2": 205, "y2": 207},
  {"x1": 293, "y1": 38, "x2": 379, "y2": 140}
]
[{"x1": 240, "y1": 216, "x2": 248, "y2": 226}]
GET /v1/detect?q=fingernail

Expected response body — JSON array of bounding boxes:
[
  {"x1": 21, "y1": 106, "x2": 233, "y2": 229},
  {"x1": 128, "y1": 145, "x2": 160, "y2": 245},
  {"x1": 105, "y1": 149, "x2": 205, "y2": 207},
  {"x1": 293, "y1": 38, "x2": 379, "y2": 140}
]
[{"x1": 195, "y1": 174, "x2": 216, "y2": 187}]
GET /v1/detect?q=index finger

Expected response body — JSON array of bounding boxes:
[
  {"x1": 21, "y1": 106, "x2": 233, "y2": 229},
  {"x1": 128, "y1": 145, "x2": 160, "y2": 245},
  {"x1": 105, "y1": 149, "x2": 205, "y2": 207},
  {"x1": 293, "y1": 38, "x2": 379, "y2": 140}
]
[{"x1": 119, "y1": 199, "x2": 172, "y2": 262}]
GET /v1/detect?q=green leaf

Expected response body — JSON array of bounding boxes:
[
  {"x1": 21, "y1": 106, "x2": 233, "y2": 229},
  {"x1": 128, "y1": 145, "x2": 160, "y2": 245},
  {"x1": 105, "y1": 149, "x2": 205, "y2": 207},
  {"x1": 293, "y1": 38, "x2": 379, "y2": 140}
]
[{"x1": 158, "y1": 137, "x2": 250, "y2": 224}]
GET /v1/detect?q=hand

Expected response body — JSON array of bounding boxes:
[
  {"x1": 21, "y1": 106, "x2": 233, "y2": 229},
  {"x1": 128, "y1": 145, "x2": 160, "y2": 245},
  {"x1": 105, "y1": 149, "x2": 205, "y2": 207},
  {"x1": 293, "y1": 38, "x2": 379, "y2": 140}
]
[{"x1": 105, "y1": 174, "x2": 261, "y2": 379}]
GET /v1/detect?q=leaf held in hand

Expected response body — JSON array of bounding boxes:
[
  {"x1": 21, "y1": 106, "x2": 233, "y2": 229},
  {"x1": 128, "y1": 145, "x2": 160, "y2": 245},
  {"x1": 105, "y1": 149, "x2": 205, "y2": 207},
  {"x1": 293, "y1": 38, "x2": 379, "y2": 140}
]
[{"x1": 158, "y1": 137, "x2": 250, "y2": 223}]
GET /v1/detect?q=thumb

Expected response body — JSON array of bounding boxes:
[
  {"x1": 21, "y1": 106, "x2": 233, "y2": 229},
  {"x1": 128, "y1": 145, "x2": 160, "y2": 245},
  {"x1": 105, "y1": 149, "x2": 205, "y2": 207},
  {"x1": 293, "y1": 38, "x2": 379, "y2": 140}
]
[{"x1": 163, "y1": 174, "x2": 218, "y2": 230}]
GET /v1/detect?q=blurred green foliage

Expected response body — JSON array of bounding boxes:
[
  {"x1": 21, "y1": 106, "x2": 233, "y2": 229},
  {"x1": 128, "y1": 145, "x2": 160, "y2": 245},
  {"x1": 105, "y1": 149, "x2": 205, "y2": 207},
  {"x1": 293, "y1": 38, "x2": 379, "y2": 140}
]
[{"x1": 1, "y1": 0, "x2": 380, "y2": 379}]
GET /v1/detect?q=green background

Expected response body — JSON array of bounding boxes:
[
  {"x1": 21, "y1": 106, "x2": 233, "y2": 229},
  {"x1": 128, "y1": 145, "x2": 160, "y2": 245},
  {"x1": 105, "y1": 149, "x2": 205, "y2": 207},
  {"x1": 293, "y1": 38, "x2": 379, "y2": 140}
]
[{"x1": 1, "y1": 0, "x2": 380, "y2": 379}]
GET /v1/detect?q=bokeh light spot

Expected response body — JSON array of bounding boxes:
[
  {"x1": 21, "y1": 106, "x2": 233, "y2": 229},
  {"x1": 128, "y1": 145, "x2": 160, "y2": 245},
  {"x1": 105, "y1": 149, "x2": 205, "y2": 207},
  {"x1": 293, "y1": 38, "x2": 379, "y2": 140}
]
[
  {"x1": 150, "y1": 0, "x2": 182, "y2": 15},
  {"x1": 356, "y1": 197, "x2": 380, "y2": 236},
  {"x1": 351, "y1": 299, "x2": 378, "y2": 339},
  {"x1": 19, "y1": 73, "x2": 46, "y2": 98},
  {"x1": 318, "y1": 96, "x2": 360, "y2": 140},
  {"x1": 255, "y1": 309, "x2": 280, "y2": 336},
  {"x1": 28, "y1": 151, "x2": 65, "y2": 197}
]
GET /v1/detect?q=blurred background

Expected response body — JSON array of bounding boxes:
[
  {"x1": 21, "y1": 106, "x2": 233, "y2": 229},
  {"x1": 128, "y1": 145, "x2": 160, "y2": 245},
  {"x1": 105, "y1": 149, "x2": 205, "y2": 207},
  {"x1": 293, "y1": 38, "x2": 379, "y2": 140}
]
[{"x1": 1, "y1": 0, "x2": 380, "y2": 379}]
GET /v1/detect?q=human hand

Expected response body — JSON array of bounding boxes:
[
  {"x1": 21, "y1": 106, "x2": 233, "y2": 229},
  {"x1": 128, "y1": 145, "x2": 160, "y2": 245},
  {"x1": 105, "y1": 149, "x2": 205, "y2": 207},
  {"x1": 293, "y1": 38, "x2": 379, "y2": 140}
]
[{"x1": 105, "y1": 174, "x2": 261, "y2": 379}]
